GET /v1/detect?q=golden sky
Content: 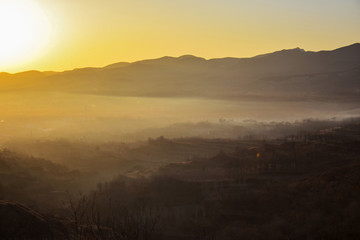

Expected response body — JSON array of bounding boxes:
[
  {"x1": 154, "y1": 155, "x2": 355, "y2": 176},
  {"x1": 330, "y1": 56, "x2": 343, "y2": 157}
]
[{"x1": 1, "y1": 0, "x2": 360, "y2": 73}]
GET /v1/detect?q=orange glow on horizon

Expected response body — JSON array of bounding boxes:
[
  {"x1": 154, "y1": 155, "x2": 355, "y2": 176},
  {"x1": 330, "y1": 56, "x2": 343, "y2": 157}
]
[{"x1": 1, "y1": 0, "x2": 359, "y2": 73}]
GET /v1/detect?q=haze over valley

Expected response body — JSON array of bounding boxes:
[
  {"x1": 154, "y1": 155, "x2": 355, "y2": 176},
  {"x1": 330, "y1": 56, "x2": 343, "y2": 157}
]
[
  {"x1": 0, "y1": 0, "x2": 359, "y2": 237},
  {"x1": 0, "y1": 43, "x2": 359, "y2": 142}
]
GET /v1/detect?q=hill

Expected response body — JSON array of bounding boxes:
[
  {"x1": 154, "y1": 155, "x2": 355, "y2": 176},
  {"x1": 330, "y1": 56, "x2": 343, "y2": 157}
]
[
  {"x1": 0, "y1": 44, "x2": 359, "y2": 142},
  {"x1": 1, "y1": 43, "x2": 359, "y2": 102},
  {"x1": 0, "y1": 149, "x2": 95, "y2": 211}
]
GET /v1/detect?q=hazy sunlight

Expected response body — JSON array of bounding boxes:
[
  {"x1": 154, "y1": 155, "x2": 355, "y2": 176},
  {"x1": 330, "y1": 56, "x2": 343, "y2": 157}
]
[{"x1": 0, "y1": 0, "x2": 51, "y2": 68}]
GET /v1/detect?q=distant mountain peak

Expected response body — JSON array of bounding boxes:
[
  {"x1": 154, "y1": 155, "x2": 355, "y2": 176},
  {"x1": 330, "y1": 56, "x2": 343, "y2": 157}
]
[
  {"x1": 332, "y1": 42, "x2": 360, "y2": 52},
  {"x1": 342, "y1": 42, "x2": 360, "y2": 48},
  {"x1": 272, "y1": 47, "x2": 306, "y2": 55},
  {"x1": 134, "y1": 55, "x2": 205, "y2": 65},
  {"x1": 178, "y1": 55, "x2": 205, "y2": 61},
  {"x1": 253, "y1": 47, "x2": 306, "y2": 59},
  {"x1": 292, "y1": 47, "x2": 305, "y2": 52},
  {"x1": 104, "y1": 62, "x2": 130, "y2": 69},
  {"x1": 178, "y1": 54, "x2": 197, "y2": 59}
]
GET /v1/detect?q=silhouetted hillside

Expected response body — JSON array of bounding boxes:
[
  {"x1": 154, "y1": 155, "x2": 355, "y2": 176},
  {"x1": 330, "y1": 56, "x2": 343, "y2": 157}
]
[
  {"x1": 1, "y1": 118, "x2": 360, "y2": 239},
  {"x1": 0, "y1": 150, "x2": 94, "y2": 211},
  {"x1": 0, "y1": 200, "x2": 67, "y2": 240},
  {"x1": 1, "y1": 43, "x2": 359, "y2": 101},
  {"x1": 75, "y1": 120, "x2": 360, "y2": 239}
]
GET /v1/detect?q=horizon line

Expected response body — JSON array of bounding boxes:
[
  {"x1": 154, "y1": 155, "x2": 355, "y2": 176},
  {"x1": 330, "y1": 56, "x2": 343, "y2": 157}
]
[{"x1": 2, "y1": 42, "x2": 359, "y2": 75}]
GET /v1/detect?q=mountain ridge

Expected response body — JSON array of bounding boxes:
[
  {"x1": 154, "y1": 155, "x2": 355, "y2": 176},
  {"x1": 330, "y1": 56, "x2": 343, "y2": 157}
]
[
  {"x1": 1, "y1": 43, "x2": 359, "y2": 75},
  {"x1": 0, "y1": 43, "x2": 359, "y2": 103}
]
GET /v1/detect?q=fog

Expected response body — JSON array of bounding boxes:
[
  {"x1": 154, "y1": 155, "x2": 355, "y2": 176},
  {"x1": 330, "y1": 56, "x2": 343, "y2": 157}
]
[
  {"x1": 0, "y1": 91, "x2": 359, "y2": 143},
  {"x1": 1, "y1": 44, "x2": 360, "y2": 239}
]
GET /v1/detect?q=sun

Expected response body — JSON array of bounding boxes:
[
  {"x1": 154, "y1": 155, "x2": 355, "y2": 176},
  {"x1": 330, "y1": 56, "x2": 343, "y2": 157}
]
[{"x1": 0, "y1": 0, "x2": 51, "y2": 68}]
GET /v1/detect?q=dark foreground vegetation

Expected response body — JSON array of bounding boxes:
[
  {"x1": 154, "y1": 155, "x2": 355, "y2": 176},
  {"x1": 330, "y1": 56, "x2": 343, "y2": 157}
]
[{"x1": 0, "y1": 118, "x2": 360, "y2": 239}]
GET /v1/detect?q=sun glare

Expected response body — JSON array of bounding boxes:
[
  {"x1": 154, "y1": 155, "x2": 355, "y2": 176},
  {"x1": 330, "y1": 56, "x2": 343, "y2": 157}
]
[{"x1": 0, "y1": 0, "x2": 51, "y2": 69}]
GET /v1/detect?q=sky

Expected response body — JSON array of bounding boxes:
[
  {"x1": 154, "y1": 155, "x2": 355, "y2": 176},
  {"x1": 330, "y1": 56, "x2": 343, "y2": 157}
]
[{"x1": 1, "y1": 0, "x2": 360, "y2": 73}]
